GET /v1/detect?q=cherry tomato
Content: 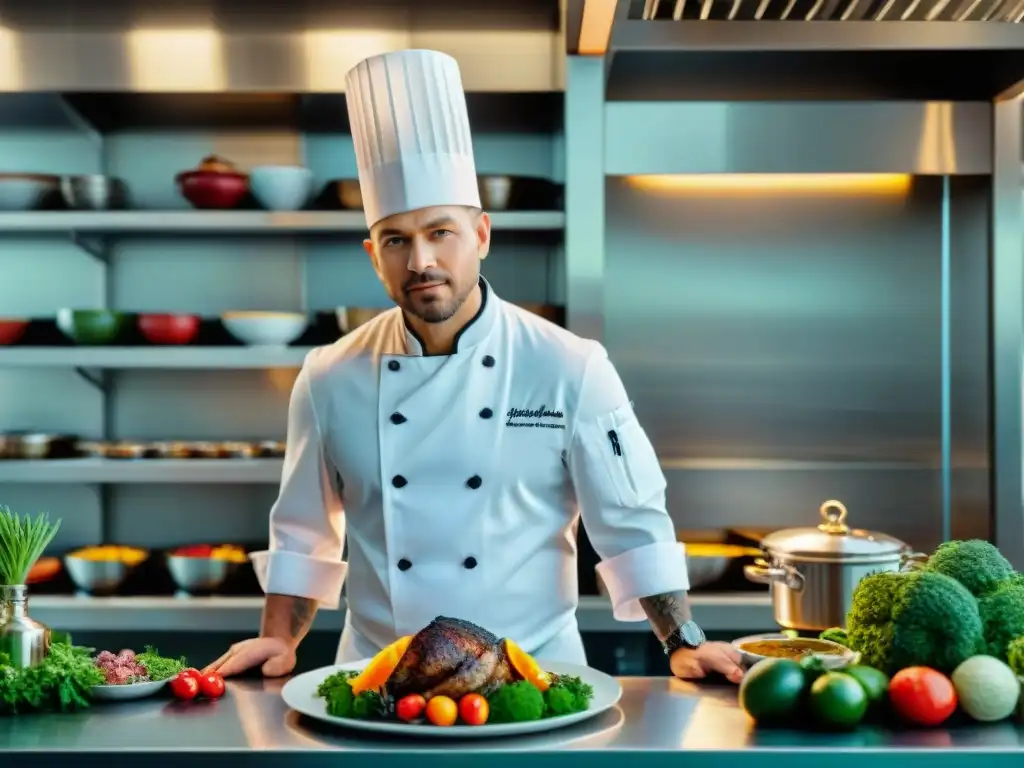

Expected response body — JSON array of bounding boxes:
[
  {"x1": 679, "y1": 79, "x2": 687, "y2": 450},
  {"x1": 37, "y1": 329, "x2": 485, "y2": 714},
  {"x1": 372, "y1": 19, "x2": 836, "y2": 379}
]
[
  {"x1": 889, "y1": 667, "x2": 957, "y2": 727},
  {"x1": 425, "y1": 695, "x2": 458, "y2": 727},
  {"x1": 198, "y1": 672, "x2": 226, "y2": 699},
  {"x1": 396, "y1": 694, "x2": 426, "y2": 722},
  {"x1": 170, "y1": 672, "x2": 200, "y2": 701},
  {"x1": 181, "y1": 668, "x2": 202, "y2": 681},
  {"x1": 459, "y1": 693, "x2": 489, "y2": 726}
]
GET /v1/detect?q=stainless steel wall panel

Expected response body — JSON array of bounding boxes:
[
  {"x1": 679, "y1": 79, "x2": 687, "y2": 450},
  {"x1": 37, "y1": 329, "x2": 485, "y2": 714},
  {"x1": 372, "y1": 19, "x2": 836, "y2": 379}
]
[
  {"x1": 604, "y1": 102, "x2": 992, "y2": 176},
  {"x1": 564, "y1": 56, "x2": 606, "y2": 341},
  {"x1": 990, "y1": 88, "x2": 1024, "y2": 567},
  {"x1": 604, "y1": 174, "x2": 991, "y2": 552}
]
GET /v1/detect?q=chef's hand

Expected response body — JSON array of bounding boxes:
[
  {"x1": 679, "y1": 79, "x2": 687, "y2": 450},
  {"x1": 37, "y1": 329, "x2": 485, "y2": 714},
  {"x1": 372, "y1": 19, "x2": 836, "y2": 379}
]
[
  {"x1": 203, "y1": 637, "x2": 297, "y2": 678},
  {"x1": 670, "y1": 642, "x2": 744, "y2": 684}
]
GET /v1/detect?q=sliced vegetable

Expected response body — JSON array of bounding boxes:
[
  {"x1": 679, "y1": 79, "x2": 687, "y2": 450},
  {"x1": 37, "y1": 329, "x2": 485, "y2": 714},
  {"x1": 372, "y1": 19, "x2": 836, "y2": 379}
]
[
  {"x1": 349, "y1": 635, "x2": 413, "y2": 695},
  {"x1": 425, "y1": 695, "x2": 458, "y2": 726},
  {"x1": 504, "y1": 638, "x2": 551, "y2": 692},
  {"x1": 888, "y1": 666, "x2": 957, "y2": 727}
]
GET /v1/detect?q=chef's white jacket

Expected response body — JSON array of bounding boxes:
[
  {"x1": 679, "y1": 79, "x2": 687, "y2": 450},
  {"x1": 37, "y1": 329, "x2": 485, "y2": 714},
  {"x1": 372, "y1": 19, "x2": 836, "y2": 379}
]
[{"x1": 250, "y1": 278, "x2": 690, "y2": 664}]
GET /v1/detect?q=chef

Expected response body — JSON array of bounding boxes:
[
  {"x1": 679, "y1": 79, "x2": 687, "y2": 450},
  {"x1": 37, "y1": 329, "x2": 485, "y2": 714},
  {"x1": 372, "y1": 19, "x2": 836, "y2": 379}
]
[{"x1": 206, "y1": 49, "x2": 743, "y2": 684}]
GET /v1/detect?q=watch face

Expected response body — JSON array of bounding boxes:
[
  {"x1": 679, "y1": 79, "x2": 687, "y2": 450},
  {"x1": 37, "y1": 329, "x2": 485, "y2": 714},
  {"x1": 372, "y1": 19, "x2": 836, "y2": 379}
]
[{"x1": 681, "y1": 621, "x2": 705, "y2": 647}]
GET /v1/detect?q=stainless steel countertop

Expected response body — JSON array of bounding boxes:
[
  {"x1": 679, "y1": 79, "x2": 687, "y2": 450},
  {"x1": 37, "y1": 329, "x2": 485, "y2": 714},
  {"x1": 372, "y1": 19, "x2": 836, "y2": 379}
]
[{"x1": 1, "y1": 675, "x2": 1023, "y2": 759}]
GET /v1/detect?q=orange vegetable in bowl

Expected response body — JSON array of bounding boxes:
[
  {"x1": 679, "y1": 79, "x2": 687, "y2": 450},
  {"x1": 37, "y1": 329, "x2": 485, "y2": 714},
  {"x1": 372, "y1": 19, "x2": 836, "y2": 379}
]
[
  {"x1": 504, "y1": 638, "x2": 551, "y2": 692},
  {"x1": 348, "y1": 635, "x2": 413, "y2": 695}
]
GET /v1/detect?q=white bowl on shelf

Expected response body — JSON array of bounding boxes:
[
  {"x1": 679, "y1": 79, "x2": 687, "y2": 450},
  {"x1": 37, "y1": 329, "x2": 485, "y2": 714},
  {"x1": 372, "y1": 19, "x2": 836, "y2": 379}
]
[
  {"x1": 221, "y1": 311, "x2": 308, "y2": 347},
  {"x1": 249, "y1": 166, "x2": 314, "y2": 211}
]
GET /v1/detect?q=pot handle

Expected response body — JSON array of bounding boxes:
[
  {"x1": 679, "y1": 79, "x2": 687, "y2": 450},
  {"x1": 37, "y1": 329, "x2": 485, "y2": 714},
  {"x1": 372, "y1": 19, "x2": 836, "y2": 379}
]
[
  {"x1": 900, "y1": 550, "x2": 929, "y2": 571},
  {"x1": 743, "y1": 559, "x2": 805, "y2": 592}
]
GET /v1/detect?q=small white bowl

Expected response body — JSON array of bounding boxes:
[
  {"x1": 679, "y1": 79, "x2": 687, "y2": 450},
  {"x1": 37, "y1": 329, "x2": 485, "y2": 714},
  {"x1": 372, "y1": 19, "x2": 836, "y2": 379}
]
[
  {"x1": 249, "y1": 166, "x2": 313, "y2": 211},
  {"x1": 221, "y1": 311, "x2": 308, "y2": 347},
  {"x1": 91, "y1": 678, "x2": 168, "y2": 702},
  {"x1": 732, "y1": 632, "x2": 859, "y2": 670}
]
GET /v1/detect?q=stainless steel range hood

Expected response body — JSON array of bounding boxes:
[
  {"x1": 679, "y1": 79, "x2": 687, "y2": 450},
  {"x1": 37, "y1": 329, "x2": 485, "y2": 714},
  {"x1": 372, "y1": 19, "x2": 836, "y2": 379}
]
[
  {"x1": 635, "y1": 0, "x2": 1024, "y2": 22},
  {"x1": 567, "y1": 0, "x2": 1024, "y2": 98}
]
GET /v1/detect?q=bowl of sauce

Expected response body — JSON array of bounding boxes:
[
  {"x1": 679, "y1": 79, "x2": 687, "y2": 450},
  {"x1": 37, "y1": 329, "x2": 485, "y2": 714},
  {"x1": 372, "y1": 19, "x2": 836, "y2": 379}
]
[{"x1": 732, "y1": 633, "x2": 859, "y2": 669}]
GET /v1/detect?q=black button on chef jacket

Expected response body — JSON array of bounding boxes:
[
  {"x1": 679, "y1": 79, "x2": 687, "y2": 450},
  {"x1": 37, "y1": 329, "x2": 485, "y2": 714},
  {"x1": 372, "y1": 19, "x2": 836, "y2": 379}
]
[{"x1": 466, "y1": 475, "x2": 482, "y2": 490}]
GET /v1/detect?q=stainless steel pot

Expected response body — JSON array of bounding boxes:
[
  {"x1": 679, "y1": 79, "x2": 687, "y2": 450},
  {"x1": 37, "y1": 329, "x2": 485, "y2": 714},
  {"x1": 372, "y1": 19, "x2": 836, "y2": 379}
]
[{"x1": 743, "y1": 499, "x2": 927, "y2": 631}]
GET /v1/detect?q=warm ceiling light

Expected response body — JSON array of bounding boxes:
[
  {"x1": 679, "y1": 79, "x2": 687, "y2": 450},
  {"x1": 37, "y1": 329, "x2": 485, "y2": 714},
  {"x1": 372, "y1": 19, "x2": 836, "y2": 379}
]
[
  {"x1": 578, "y1": 0, "x2": 617, "y2": 55},
  {"x1": 625, "y1": 174, "x2": 913, "y2": 195},
  {"x1": 127, "y1": 28, "x2": 225, "y2": 91}
]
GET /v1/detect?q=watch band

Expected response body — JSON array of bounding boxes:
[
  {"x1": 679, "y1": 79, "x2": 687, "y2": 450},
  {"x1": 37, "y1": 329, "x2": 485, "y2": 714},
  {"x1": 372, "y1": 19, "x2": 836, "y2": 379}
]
[{"x1": 663, "y1": 620, "x2": 706, "y2": 655}]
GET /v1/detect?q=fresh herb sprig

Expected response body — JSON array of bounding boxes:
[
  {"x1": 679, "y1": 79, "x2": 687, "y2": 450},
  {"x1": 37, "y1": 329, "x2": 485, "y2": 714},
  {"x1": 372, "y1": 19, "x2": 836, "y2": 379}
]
[
  {"x1": 0, "y1": 507, "x2": 61, "y2": 586},
  {"x1": 136, "y1": 646, "x2": 188, "y2": 681},
  {"x1": 0, "y1": 642, "x2": 104, "y2": 715}
]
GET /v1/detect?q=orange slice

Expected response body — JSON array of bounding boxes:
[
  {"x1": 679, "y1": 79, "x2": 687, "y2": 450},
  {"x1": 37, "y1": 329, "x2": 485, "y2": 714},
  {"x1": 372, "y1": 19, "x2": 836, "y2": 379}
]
[
  {"x1": 503, "y1": 638, "x2": 551, "y2": 692},
  {"x1": 349, "y1": 635, "x2": 413, "y2": 695}
]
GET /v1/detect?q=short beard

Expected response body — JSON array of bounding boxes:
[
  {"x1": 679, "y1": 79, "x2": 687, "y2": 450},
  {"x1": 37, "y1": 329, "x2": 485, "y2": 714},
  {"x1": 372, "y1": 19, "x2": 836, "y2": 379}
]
[{"x1": 401, "y1": 282, "x2": 473, "y2": 324}]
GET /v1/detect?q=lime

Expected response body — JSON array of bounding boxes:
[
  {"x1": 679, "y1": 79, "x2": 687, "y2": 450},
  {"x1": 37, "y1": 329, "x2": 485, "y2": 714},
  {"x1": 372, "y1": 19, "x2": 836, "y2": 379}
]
[
  {"x1": 738, "y1": 658, "x2": 809, "y2": 724},
  {"x1": 844, "y1": 665, "x2": 890, "y2": 707},
  {"x1": 809, "y1": 672, "x2": 869, "y2": 730}
]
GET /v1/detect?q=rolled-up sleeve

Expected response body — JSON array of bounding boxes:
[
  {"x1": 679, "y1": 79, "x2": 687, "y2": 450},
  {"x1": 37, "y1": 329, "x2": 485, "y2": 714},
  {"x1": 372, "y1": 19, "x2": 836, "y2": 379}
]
[
  {"x1": 568, "y1": 346, "x2": 689, "y2": 622},
  {"x1": 249, "y1": 351, "x2": 348, "y2": 609}
]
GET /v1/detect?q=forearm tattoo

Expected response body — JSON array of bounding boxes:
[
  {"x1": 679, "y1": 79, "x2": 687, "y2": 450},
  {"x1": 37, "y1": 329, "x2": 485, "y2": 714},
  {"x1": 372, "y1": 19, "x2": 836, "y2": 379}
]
[
  {"x1": 288, "y1": 597, "x2": 317, "y2": 639},
  {"x1": 639, "y1": 590, "x2": 692, "y2": 644}
]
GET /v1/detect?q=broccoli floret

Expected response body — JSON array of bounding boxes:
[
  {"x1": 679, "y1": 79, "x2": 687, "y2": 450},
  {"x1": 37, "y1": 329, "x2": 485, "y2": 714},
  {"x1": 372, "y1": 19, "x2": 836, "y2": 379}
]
[
  {"x1": 1007, "y1": 636, "x2": 1024, "y2": 677},
  {"x1": 819, "y1": 628, "x2": 850, "y2": 647},
  {"x1": 487, "y1": 681, "x2": 545, "y2": 723},
  {"x1": 543, "y1": 686, "x2": 577, "y2": 717},
  {"x1": 977, "y1": 579, "x2": 1024, "y2": 660},
  {"x1": 924, "y1": 539, "x2": 1014, "y2": 597},
  {"x1": 846, "y1": 570, "x2": 984, "y2": 675}
]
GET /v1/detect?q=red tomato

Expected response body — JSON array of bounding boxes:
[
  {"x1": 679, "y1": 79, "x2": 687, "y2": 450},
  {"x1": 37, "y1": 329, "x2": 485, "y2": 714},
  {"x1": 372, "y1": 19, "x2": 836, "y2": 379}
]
[
  {"x1": 459, "y1": 693, "x2": 489, "y2": 726},
  {"x1": 396, "y1": 694, "x2": 426, "y2": 722},
  {"x1": 425, "y1": 695, "x2": 458, "y2": 726},
  {"x1": 198, "y1": 672, "x2": 226, "y2": 699},
  {"x1": 170, "y1": 672, "x2": 200, "y2": 701},
  {"x1": 889, "y1": 667, "x2": 957, "y2": 727},
  {"x1": 181, "y1": 668, "x2": 202, "y2": 681}
]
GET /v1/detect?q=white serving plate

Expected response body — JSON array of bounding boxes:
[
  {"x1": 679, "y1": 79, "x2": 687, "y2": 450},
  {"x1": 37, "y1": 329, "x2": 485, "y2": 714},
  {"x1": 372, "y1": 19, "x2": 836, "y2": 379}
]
[
  {"x1": 282, "y1": 660, "x2": 622, "y2": 739},
  {"x1": 91, "y1": 677, "x2": 168, "y2": 702},
  {"x1": 732, "y1": 632, "x2": 859, "y2": 669}
]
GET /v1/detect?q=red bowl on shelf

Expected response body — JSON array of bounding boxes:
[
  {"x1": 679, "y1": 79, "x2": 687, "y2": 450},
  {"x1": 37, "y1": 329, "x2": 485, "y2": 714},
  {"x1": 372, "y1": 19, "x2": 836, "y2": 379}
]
[
  {"x1": 175, "y1": 171, "x2": 249, "y2": 210},
  {"x1": 0, "y1": 318, "x2": 28, "y2": 345},
  {"x1": 138, "y1": 313, "x2": 201, "y2": 345}
]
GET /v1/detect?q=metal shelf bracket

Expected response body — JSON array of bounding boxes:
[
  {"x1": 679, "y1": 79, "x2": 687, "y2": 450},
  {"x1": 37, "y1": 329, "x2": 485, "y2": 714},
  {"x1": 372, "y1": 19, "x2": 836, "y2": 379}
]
[
  {"x1": 74, "y1": 367, "x2": 109, "y2": 391},
  {"x1": 69, "y1": 232, "x2": 109, "y2": 263}
]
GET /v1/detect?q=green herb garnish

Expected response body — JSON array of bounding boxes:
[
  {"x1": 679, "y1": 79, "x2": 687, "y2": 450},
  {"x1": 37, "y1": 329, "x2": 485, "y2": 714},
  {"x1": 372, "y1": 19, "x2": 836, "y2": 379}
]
[
  {"x1": 0, "y1": 507, "x2": 61, "y2": 586},
  {"x1": 0, "y1": 642, "x2": 104, "y2": 715},
  {"x1": 135, "y1": 646, "x2": 188, "y2": 681}
]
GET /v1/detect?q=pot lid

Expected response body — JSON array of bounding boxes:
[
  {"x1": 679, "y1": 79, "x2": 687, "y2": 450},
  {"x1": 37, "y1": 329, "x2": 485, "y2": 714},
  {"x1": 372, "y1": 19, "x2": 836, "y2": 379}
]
[{"x1": 759, "y1": 500, "x2": 907, "y2": 559}]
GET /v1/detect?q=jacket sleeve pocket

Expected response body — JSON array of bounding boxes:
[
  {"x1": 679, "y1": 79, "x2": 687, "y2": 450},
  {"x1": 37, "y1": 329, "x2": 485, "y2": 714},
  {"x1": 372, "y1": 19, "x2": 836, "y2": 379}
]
[{"x1": 573, "y1": 404, "x2": 666, "y2": 509}]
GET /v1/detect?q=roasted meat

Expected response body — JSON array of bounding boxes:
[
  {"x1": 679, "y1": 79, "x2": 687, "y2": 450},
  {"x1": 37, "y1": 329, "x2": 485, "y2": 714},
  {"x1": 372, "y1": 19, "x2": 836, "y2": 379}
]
[{"x1": 386, "y1": 616, "x2": 514, "y2": 700}]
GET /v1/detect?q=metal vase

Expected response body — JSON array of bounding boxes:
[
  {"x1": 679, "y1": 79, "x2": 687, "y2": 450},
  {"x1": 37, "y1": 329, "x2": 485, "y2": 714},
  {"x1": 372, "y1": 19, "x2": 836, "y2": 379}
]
[{"x1": 0, "y1": 584, "x2": 51, "y2": 668}]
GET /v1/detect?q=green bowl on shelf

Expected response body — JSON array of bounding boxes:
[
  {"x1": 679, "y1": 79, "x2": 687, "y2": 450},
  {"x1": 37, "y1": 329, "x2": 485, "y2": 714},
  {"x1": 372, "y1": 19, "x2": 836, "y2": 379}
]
[{"x1": 56, "y1": 309, "x2": 127, "y2": 345}]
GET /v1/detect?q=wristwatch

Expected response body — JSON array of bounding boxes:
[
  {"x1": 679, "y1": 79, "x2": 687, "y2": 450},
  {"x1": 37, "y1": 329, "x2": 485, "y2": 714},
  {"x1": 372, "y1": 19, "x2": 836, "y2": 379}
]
[{"x1": 663, "y1": 620, "x2": 706, "y2": 656}]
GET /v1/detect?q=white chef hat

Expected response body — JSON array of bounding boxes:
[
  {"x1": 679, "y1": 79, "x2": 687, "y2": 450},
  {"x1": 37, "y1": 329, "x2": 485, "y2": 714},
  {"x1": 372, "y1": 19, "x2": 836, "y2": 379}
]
[{"x1": 344, "y1": 49, "x2": 482, "y2": 229}]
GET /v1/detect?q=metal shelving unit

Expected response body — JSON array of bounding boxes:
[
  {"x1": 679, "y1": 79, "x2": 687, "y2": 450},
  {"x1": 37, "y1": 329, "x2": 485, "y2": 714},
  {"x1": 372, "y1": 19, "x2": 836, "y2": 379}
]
[
  {"x1": 29, "y1": 594, "x2": 774, "y2": 633},
  {"x1": 0, "y1": 347, "x2": 312, "y2": 369},
  {"x1": 0, "y1": 458, "x2": 284, "y2": 484},
  {"x1": 0, "y1": 210, "x2": 566, "y2": 234}
]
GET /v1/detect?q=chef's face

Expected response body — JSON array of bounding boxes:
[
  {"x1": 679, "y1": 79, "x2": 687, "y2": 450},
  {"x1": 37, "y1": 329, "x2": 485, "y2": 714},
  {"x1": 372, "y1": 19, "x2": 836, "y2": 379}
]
[{"x1": 364, "y1": 205, "x2": 491, "y2": 324}]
